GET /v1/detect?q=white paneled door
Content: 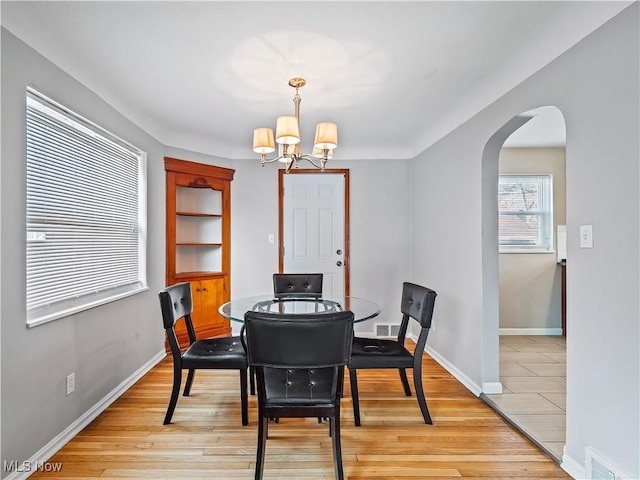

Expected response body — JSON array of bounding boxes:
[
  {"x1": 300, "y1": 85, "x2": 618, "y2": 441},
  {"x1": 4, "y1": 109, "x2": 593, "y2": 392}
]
[{"x1": 281, "y1": 173, "x2": 346, "y2": 296}]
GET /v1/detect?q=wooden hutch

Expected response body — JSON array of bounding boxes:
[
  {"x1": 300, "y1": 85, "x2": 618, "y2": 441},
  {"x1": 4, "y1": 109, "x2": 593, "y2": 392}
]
[{"x1": 164, "y1": 157, "x2": 234, "y2": 348}]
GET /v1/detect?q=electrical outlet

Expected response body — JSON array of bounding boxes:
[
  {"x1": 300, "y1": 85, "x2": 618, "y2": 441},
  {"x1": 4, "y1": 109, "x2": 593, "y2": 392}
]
[{"x1": 66, "y1": 373, "x2": 75, "y2": 396}]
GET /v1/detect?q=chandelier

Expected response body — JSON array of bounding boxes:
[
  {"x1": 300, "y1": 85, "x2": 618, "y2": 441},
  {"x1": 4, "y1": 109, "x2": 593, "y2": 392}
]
[{"x1": 252, "y1": 78, "x2": 338, "y2": 173}]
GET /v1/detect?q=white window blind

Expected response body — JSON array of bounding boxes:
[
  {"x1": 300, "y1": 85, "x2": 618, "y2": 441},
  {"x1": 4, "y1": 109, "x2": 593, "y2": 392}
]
[
  {"x1": 498, "y1": 174, "x2": 553, "y2": 253},
  {"x1": 26, "y1": 87, "x2": 147, "y2": 327}
]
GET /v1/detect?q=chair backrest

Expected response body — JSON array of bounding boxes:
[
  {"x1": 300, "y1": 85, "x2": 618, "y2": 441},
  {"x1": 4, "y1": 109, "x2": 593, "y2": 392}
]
[
  {"x1": 243, "y1": 310, "x2": 354, "y2": 369},
  {"x1": 273, "y1": 273, "x2": 323, "y2": 298},
  {"x1": 400, "y1": 282, "x2": 437, "y2": 329},
  {"x1": 158, "y1": 282, "x2": 197, "y2": 349}
]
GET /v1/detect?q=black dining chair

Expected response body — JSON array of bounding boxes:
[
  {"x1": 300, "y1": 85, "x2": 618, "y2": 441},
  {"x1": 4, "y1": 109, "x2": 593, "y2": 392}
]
[
  {"x1": 273, "y1": 273, "x2": 323, "y2": 298},
  {"x1": 348, "y1": 282, "x2": 437, "y2": 426},
  {"x1": 158, "y1": 282, "x2": 249, "y2": 426},
  {"x1": 244, "y1": 309, "x2": 354, "y2": 480},
  {"x1": 272, "y1": 272, "x2": 326, "y2": 423}
]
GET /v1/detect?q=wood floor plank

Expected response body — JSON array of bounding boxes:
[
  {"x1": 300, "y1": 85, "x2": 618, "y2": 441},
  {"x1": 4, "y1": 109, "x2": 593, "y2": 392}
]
[{"x1": 29, "y1": 346, "x2": 570, "y2": 479}]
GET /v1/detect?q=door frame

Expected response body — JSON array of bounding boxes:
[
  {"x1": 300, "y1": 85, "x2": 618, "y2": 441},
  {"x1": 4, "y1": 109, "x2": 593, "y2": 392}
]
[{"x1": 278, "y1": 168, "x2": 350, "y2": 296}]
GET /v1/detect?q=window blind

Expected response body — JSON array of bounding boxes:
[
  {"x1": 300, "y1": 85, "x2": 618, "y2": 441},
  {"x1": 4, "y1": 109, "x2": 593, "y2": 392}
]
[
  {"x1": 26, "y1": 88, "x2": 147, "y2": 326},
  {"x1": 498, "y1": 174, "x2": 553, "y2": 252}
]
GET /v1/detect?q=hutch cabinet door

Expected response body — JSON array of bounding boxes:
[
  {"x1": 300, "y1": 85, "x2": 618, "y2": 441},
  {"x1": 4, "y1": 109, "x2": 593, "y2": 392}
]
[{"x1": 190, "y1": 278, "x2": 229, "y2": 339}]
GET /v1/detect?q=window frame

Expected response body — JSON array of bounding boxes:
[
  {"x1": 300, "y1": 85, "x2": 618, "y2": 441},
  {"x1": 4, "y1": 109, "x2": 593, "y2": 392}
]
[
  {"x1": 25, "y1": 87, "x2": 148, "y2": 327},
  {"x1": 498, "y1": 174, "x2": 554, "y2": 254}
]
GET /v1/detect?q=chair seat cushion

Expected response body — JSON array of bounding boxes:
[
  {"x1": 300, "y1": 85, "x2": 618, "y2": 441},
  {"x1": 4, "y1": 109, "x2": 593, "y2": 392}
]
[
  {"x1": 349, "y1": 337, "x2": 414, "y2": 369},
  {"x1": 263, "y1": 367, "x2": 336, "y2": 405},
  {"x1": 182, "y1": 336, "x2": 247, "y2": 369}
]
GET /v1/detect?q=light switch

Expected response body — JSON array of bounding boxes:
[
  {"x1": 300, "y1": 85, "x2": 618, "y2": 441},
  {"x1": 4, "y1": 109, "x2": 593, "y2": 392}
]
[
  {"x1": 580, "y1": 225, "x2": 593, "y2": 248},
  {"x1": 268, "y1": 234, "x2": 275, "y2": 244}
]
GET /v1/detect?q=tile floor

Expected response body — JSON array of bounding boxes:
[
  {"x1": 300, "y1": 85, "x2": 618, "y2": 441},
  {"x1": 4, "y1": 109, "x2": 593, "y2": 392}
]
[{"x1": 482, "y1": 335, "x2": 566, "y2": 462}]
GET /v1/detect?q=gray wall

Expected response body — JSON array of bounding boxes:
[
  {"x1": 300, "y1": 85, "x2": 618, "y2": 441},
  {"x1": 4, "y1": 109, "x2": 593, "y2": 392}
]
[
  {"x1": 499, "y1": 148, "x2": 566, "y2": 331},
  {"x1": 0, "y1": 29, "x2": 167, "y2": 474},
  {"x1": 409, "y1": 4, "x2": 638, "y2": 478}
]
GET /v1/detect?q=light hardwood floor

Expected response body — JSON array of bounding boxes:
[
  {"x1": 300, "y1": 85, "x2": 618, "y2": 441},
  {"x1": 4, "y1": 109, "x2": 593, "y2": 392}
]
[{"x1": 30, "y1": 345, "x2": 570, "y2": 479}]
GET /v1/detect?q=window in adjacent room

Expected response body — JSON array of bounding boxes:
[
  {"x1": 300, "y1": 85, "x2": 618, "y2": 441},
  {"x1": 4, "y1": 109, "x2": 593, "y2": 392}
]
[
  {"x1": 498, "y1": 174, "x2": 553, "y2": 253},
  {"x1": 26, "y1": 87, "x2": 147, "y2": 327}
]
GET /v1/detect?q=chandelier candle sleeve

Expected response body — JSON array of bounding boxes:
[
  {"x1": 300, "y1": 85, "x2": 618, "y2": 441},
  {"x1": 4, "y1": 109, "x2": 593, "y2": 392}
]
[
  {"x1": 280, "y1": 143, "x2": 298, "y2": 160},
  {"x1": 252, "y1": 77, "x2": 338, "y2": 173},
  {"x1": 312, "y1": 146, "x2": 333, "y2": 159}
]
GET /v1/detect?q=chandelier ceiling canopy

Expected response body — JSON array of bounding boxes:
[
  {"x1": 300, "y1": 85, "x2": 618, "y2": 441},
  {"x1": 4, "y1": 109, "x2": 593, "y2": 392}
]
[{"x1": 252, "y1": 78, "x2": 337, "y2": 173}]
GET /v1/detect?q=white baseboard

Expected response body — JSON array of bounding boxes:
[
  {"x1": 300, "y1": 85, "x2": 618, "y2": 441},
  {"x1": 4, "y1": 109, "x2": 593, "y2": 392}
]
[
  {"x1": 425, "y1": 345, "x2": 482, "y2": 396},
  {"x1": 561, "y1": 451, "x2": 585, "y2": 479},
  {"x1": 499, "y1": 328, "x2": 563, "y2": 336},
  {"x1": 481, "y1": 382, "x2": 503, "y2": 394},
  {"x1": 409, "y1": 332, "x2": 503, "y2": 397},
  {"x1": 408, "y1": 332, "x2": 483, "y2": 396},
  {"x1": 3, "y1": 350, "x2": 166, "y2": 480}
]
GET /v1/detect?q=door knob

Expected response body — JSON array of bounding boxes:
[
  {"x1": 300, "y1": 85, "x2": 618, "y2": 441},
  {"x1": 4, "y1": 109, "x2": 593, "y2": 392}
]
[
  {"x1": 336, "y1": 261, "x2": 342, "y2": 267},
  {"x1": 336, "y1": 249, "x2": 342, "y2": 255}
]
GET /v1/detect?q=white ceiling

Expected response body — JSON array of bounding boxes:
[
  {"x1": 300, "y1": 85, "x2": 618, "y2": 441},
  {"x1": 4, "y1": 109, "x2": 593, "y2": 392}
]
[
  {"x1": 503, "y1": 106, "x2": 567, "y2": 148},
  {"x1": 1, "y1": 1, "x2": 631, "y2": 160}
]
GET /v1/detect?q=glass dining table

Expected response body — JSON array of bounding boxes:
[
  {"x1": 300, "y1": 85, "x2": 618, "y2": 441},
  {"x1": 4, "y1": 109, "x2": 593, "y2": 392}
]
[{"x1": 219, "y1": 294, "x2": 381, "y2": 323}]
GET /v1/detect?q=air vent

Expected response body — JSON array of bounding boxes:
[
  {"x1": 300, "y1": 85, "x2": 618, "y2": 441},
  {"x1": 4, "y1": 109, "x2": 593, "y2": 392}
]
[
  {"x1": 375, "y1": 324, "x2": 389, "y2": 337},
  {"x1": 375, "y1": 324, "x2": 400, "y2": 338},
  {"x1": 585, "y1": 446, "x2": 627, "y2": 479}
]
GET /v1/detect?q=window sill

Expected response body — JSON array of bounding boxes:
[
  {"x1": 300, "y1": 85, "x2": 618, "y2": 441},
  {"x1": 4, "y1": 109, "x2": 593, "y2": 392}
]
[
  {"x1": 27, "y1": 285, "x2": 149, "y2": 328},
  {"x1": 499, "y1": 249, "x2": 556, "y2": 254}
]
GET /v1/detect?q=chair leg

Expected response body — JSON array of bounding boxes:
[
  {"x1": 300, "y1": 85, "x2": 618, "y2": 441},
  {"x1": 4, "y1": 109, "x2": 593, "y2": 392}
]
[
  {"x1": 413, "y1": 361, "x2": 432, "y2": 424},
  {"x1": 163, "y1": 364, "x2": 182, "y2": 425},
  {"x1": 349, "y1": 368, "x2": 361, "y2": 426},
  {"x1": 398, "y1": 368, "x2": 412, "y2": 396},
  {"x1": 331, "y1": 413, "x2": 345, "y2": 480},
  {"x1": 255, "y1": 416, "x2": 268, "y2": 480},
  {"x1": 240, "y1": 369, "x2": 249, "y2": 426},
  {"x1": 249, "y1": 366, "x2": 256, "y2": 396},
  {"x1": 183, "y1": 368, "x2": 196, "y2": 396}
]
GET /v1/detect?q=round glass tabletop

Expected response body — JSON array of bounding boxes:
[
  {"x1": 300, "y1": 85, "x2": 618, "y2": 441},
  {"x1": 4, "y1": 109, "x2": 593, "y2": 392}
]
[{"x1": 219, "y1": 294, "x2": 381, "y2": 323}]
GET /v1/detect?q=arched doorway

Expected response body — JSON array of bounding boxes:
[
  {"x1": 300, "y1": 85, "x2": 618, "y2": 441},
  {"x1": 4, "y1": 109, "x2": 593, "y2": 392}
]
[{"x1": 480, "y1": 106, "x2": 567, "y2": 462}]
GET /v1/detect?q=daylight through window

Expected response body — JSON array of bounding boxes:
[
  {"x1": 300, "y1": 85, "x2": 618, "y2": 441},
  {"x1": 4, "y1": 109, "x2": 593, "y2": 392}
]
[
  {"x1": 498, "y1": 174, "x2": 553, "y2": 253},
  {"x1": 26, "y1": 87, "x2": 147, "y2": 327}
]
